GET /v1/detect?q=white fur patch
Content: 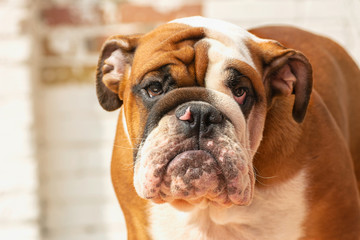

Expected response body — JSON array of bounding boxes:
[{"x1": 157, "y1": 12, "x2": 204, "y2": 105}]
[{"x1": 149, "y1": 170, "x2": 308, "y2": 240}]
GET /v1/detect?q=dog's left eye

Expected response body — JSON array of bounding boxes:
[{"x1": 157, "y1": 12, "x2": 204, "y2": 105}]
[
  {"x1": 146, "y1": 82, "x2": 164, "y2": 98},
  {"x1": 232, "y1": 87, "x2": 248, "y2": 105}
]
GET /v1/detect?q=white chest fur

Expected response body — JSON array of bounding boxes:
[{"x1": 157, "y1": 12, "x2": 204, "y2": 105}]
[{"x1": 149, "y1": 170, "x2": 308, "y2": 240}]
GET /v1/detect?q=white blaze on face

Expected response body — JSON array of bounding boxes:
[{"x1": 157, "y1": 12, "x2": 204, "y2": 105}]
[{"x1": 204, "y1": 39, "x2": 239, "y2": 96}]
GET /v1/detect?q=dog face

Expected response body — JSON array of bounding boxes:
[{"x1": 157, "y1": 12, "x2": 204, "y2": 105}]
[{"x1": 96, "y1": 17, "x2": 312, "y2": 209}]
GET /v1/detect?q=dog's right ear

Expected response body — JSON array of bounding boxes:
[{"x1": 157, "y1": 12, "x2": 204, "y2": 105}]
[{"x1": 96, "y1": 34, "x2": 141, "y2": 111}]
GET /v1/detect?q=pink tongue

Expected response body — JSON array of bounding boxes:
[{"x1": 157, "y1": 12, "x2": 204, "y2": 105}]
[{"x1": 163, "y1": 150, "x2": 225, "y2": 199}]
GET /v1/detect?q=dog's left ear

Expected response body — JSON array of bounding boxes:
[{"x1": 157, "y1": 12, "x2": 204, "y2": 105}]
[
  {"x1": 263, "y1": 43, "x2": 313, "y2": 123},
  {"x1": 96, "y1": 34, "x2": 142, "y2": 111}
]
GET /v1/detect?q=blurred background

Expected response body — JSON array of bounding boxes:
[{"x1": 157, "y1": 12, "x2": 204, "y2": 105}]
[{"x1": 1, "y1": 0, "x2": 359, "y2": 239}]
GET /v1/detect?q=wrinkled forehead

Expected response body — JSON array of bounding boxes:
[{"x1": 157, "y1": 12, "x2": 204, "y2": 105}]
[
  {"x1": 170, "y1": 16, "x2": 264, "y2": 70},
  {"x1": 130, "y1": 16, "x2": 266, "y2": 88}
]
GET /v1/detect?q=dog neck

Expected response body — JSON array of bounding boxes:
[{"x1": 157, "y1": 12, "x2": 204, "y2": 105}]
[{"x1": 148, "y1": 169, "x2": 308, "y2": 240}]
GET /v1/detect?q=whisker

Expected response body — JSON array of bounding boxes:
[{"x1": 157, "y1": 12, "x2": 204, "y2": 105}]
[
  {"x1": 255, "y1": 174, "x2": 277, "y2": 180},
  {"x1": 253, "y1": 166, "x2": 277, "y2": 187},
  {"x1": 254, "y1": 177, "x2": 270, "y2": 187}
]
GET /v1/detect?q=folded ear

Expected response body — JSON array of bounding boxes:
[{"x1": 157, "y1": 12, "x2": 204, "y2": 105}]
[
  {"x1": 263, "y1": 44, "x2": 313, "y2": 123},
  {"x1": 96, "y1": 34, "x2": 141, "y2": 111}
]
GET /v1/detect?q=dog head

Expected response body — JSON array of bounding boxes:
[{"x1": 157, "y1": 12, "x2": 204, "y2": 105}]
[{"x1": 96, "y1": 17, "x2": 312, "y2": 210}]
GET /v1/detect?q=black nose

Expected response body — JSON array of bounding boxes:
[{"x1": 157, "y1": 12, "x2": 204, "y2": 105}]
[{"x1": 175, "y1": 102, "x2": 224, "y2": 137}]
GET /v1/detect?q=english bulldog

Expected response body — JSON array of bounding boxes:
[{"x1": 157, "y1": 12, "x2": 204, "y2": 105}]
[{"x1": 96, "y1": 16, "x2": 360, "y2": 240}]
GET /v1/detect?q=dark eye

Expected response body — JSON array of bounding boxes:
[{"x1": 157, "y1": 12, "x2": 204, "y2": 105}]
[
  {"x1": 232, "y1": 87, "x2": 248, "y2": 105},
  {"x1": 146, "y1": 82, "x2": 164, "y2": 98}
]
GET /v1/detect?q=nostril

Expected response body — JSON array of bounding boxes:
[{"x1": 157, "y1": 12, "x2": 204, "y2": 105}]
[
  {"x1": 202, "y1": 107, "x2": 223, "y2": 128},
  {"x1": 178, "y1": 107, "x2": 194, "y2": 123},
  {"x1": 208, "y1": 111, "x2": 223, "y2": 125}
]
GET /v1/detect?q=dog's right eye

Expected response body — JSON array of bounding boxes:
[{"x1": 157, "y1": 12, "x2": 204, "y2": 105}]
[{"x1": 146, "y1": 82, "x2": 164, "y2": 98}]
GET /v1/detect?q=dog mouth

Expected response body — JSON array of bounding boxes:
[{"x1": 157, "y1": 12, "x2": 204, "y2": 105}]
[{"x1": 134, "y1": 127, "x2": 254, "y2": 207}]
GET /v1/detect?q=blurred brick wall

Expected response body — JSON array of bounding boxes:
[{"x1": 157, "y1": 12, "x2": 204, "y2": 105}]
[
  {"x1": 1, "y1": 0, "x2": 359, "y2": 240},
  {"x1": 0, "y1": 0, "x2": 40, "y2": 239}
]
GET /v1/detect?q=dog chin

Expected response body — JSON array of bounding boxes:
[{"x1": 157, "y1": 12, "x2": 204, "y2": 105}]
[{"x1": 168, "y1": 198, "x2": 235, "y2": 212}]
